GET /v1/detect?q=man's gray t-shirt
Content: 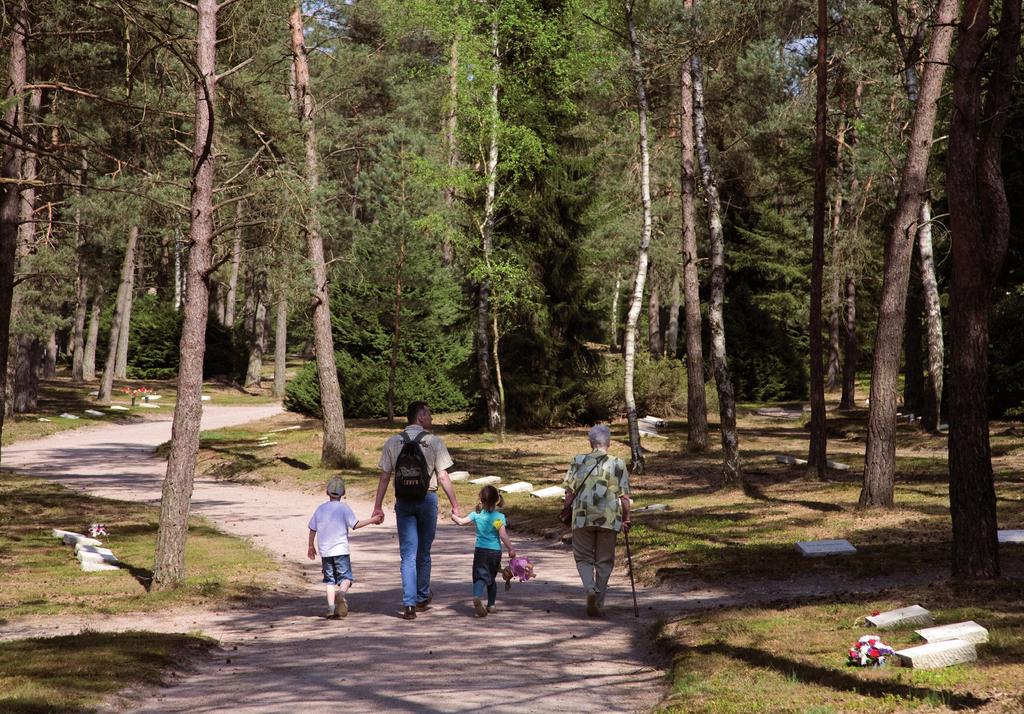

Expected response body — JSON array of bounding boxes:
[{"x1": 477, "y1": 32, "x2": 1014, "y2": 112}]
[{"x1": 378, "y1": 425, "x2": 454, "y2": 492}]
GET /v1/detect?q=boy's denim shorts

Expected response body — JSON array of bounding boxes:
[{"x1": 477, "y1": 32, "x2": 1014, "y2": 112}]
[{"x1": 321, "y1": 554, "x2": 353, "y2": 585}]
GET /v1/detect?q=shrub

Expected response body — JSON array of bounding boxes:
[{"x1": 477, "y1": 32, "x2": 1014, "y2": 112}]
[
  {"x1": 285, "y1": 351, "x2": 469, "y2": 419},
  {"x1": 990, "y1": 293, "x2": 1024, "y2": 419},
  {"x1": 725, "y1": 285, "x2": 806, "y2": 402},
  {"x1": 589, "y1": 353, "x2": 690, "y2": 418}
]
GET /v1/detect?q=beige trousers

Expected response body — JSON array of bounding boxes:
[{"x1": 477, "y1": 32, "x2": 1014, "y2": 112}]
[{"x1": 572, "y1": 525, "x2": 617, "y2": 604}]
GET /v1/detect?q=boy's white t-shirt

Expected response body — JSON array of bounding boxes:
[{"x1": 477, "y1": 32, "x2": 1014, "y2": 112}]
[{"x1": 308, "y1": 500, "x2": 359, "y2": 557}]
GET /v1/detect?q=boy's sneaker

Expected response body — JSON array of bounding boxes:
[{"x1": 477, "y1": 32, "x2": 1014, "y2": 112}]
[
  {"x1": 402, "y1": 606, "x2": 417, "y2": 620},
  {"x1": 336, "y1": 596, "x2": 348, "y2": 618},
  {"x1": 473, "y1": 598, "x2": 488, "y2": 617},
  {"x1": 586, "y1": 592, "x2": 601, "y2": 617},
  {"x1": 325, "y1": 608, "x2": 340, "y2": 620}
]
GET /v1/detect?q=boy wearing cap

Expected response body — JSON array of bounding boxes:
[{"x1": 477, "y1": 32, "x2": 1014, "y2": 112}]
[{"x1": 307, "y1": 476, "x2": 382, "y2": 618}]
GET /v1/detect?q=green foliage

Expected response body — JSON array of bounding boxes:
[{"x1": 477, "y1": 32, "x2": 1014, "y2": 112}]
[
  {"x1": 590, "y1": 353, "x2": 689, "y2": 418},
  {"x1": 284, "y1": 352, "x2": 468, "y2": 419},
  {"x1": 726, "y1": 285, "x2": 807, "y2": 402},
  {"x1": 989, "y1": 293, "x2": 1024, "y2": 420}
]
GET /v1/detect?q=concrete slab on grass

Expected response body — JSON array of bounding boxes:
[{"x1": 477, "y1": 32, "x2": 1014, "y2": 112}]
[
  {"x1": 895, "y1": 639, "x2": 976, "y2": 669},
  {"x1": 866, "y1": 605, "x2": 934, "y2": 629},
  {"x1": 998, "y1": 530, "x2": 1024, "y2": 544},
  {"x1": 916, "y1": 621, "x2": 989, "y2": 645},
  {"x1": 78, "y1": 549, "x2": 119, "y2": 564},
  {"x1": 81, "y1": 560, "x2": 120, "y2": 573},
  {"x1": 530, "y1": 486, "x2": 565, "y2": 499},
  {"x1": 59, "y1": 413, "x2": 80, "y2": 420},
  {"x1": 826, "y1": 459, "x2": 850, "y2": 471},
  {"x1": 776, "y1": 455, "x2": 808, "y2": 465},
  {"x1": 84, "y1": 409, "x2": 104, "y2": 416},
  {"x1": 109, "y1": 405, "x2": 129, "y2": 411},
  {"x1": 795, "y1": 539, "x2": 856, "y2": 557},
  {"x1": 469, "y1": 476, "x2": 501, "y2": 486},
  {"x1": 448, "y1": 471, "x2": 470, "y2": 482},
  {"x1": 634, "y1": 503, "x2": 669, "y2": 512},
  {"x1": 498, "y1": 482, "x2": 533, "y2": 494}
]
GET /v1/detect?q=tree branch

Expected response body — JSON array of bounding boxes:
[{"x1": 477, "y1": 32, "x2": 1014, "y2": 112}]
[{"x1": 216, "y1": 56, "x2": 254, "y2": 83}]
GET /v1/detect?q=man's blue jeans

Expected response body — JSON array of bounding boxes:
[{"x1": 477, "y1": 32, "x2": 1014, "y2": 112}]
[{"x1": 395, "y1": 492, "x2": 438, "y2": 607}]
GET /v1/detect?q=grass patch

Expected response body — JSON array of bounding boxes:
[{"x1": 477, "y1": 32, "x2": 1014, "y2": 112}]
[
  {"x1": 0, "y1": 473, "x2": 277, "y2": 618},
  {"x1": 0, "y1": 630, "x2": 214, "y2": 713},
  {"x1": 657, "y1": 580, "x2": 1024, "y2": 713}
]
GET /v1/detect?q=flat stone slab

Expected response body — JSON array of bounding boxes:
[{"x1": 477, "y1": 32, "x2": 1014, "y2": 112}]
[
  {"x1": 895, "y1": 639, "x2": 977, "y2": 669},
  {"x1": 448, "y1": 471, "x2": 470, "y2": 482},
  {"x1": 75, "y1": 543, "x2": 113, "y2": 557},
  {"x1": 59, "y1": 413, "x2": 80, "y2": 420},
  {"x1": 144, "y1": 395, "x2": 162, "y2": 400},
  {"x1": 998, "y1": 530, "x2": 1024, "y2": 544},
  {"x1": 776, "y1": 455, "x2": 808, "y2": 465},
  {"x1": 469, "y1": 476, "x2": 501, "y2": 486},
  {"x1": 81, "y1": 560, "x2": 120, "y2": 573},
  {"x1": 638, "y1": 426, "x2": 667, "y2": 438},
  {"x1": 78, "y1": 549, "x2": 119, "y2": 564},
  {"x1": 140, "y1": 403, "x2": 160, "y2": 409},
  {"x1": 53, "y1": 529, "x2": 85, "y2": 542},
  {"x1": 37, "y1": 417, "x2": 51, "y2": 422},
  {"x1": 826, "y1": 459, "x2": 851, "y2": 471},
  {"x1": 530, "y1": 486, "x2": 566, "y2": 499},
  {"x1": 498, "y1": 481, "x2": 533, "y2": 494},
  {"x1": 640, "y1": 416, "x2": 667, "y2": 428},
  {"x1": 866, "y1": 605, "x2": 934, "y2": 629},
  {"x1": 109, "y1": 405, "x2": 130, "y2": 411},
  {"x1": 916, "y1": 621, "x2": 989, "y2": 645},
  {"x1": 634, "y1": 503, "x2": 669, "y2": 512},
  {"x1": 253, "y1": 441, "x2": 277, "y2": 448},
  {"x1": 269, "y1": 425, "x2": 300, "y2": 433},
  {"x1": 200, "y1": 395, "x2": 211, "y2": 401},
  {"x1": 795, "y1": 539, "x2": 857, "y2": 557},
  {"x1": 756, "y1": 408, "x2": 803, "y2": 419},
  {"x1": 84, "y1": 409, "x2": 104, "y2": 416}
]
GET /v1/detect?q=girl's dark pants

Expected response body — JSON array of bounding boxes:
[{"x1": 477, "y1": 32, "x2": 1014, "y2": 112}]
[{"x1": 472, "y1": 547, "x2": 501, "y2": 606}]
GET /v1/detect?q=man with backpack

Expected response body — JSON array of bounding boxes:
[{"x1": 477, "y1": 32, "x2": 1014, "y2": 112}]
[{"x1": 373, "y1": 401, "x2": 462, "y2": 620}]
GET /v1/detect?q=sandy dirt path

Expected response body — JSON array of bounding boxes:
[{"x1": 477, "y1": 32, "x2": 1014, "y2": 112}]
[{"x1": 0, "y1": 406, "x2": 671, "y2": 713}]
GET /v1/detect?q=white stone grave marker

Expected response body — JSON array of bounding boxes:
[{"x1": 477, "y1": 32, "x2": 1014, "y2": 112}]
[
  {"x1": 530, "y1": 486, "x2": 565, "y2": 499},
  {"x1": 144, "y1": 394, "x2": 162, "y2": 400},
  {"x1": 269, "y1": 425, "x2": 300, "y2": 433},
  {"x1": 37, "y1": 417, "x2": 52, "y2": 422},
  {"x1": 895, "y1": 639, "x2": 976, "y2": 669},
  {"x1": 78, "y1": 549, "x2": 119, "y2": 564},
  {"x1": 641, "y1": 415, "x2": 667, "y2": 428},
  {"x1": 448, "y1": 471, "x2": 470, "y2": 482},
  {"x1": 498, "y1": 482, "x2": 533, "y2": 494},
  {"x1": 826, "y1": 459, "x2": 850, "y2": 471},
  {"x1": 866, "y1": 605, "x2": 933, "y2": 629},
  {"x1": 81, "y1": 560, "x2": 120, "y2": 573},
  {"x1": 140, "y1": 403, "x2": 160, "y2": 409},
  {"x1": 75, "y1": 542, "x2": 112, "y2": 556},
  {"x1": 109, "y1": 405, "x2": 129, "y2": 411},
  {"x1": 253, "y1": 441, "x2": 277, "y2": 448},
  {"x1": 634, "y1": 503, "x2": 669, "y2": 512},
  {"x1": 469, "y1": 476, "x2": 501, "y2": 486},
  {"x1": 59, "y1": 413, "x2": 80, "y2": 420},
  {"x1": 200, "y1": 395, "x2": 211, "y2": 401},
  {"x1": 84, "y1": 409, "x2": 104, "y2": 416},
  {"x1": 795, "y1": 539, "x2": 857, "y2": 557},
  {"x1": 998, "y1": 530, "x2": 1024, "y2": 544},
  {"x1": 916, "y1": 621, "x2": 988, "y2": 645}
]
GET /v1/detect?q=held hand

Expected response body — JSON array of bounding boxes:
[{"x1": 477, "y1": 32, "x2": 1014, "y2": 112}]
[
  {"x1": 449, "y1": 513, "x2": 459, "y2": 524},
  {"x1": 508, "y1": 549, "x2": 517, "y2": 560},
  {"x1": 371, "y1": 507, "x2": 385, "y2": 522},
  {"x1": 371, "y1": 513, "x2": 385, "y2": 525},
  {"x1": 451, "y1": 504, "x2": 461, "y2": 518},
  {"x1": 307, "y1": 546, "x2": 316, "y2": 560}
]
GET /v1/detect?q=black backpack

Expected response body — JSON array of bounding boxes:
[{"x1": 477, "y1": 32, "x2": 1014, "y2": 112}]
[{"x1": 394, "y1": 431, "x2": 431, "y2": 500}]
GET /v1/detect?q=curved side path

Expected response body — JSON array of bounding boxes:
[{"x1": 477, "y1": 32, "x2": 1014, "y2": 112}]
[{"x1": 0, "y1": 406, "x2": 669, "y2": 713}]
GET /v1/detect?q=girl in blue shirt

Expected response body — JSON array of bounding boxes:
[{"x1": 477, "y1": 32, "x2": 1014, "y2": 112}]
[{"x1": 451, "y1": 485, "x2": 517, "y2": 616}]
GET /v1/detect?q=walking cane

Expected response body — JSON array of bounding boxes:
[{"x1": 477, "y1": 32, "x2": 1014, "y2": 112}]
[{"x1": 624, "y1": 528, "x2": 640, "y2": 619}]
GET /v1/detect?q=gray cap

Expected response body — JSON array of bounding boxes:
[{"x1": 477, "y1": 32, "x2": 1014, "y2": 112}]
[{"x1": 326, "y1": 476, "x2": 346, "y2": 497}]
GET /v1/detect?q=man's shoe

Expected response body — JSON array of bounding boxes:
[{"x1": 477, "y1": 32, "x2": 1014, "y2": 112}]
[
  {"x1": 473, "y1": 598, "x2": 488, "y2": 617},
  {"x1": 403, "y1": 605, "x2": 417, "y2": 621},
  {"x1": 415, "y1": 596, "x2": 432, "y2": 612},
  {"x1": 486, "y1": 605, "x2": 498, "y2": 614},
  {"x1": 336, "y1": 596, "x2": 348, "y2": 618},
  {"x1": 586, "y1": 592, "x2": 601, "y2": 617}
]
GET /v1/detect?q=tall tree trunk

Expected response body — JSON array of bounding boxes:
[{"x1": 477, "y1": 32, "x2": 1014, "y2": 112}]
[
  {"x1": 43, "y1": 330, "x2": 57, "y2": 378},
  {"x1": 71, "y1": 162, "x2": 88, "y2": 382},
  {"x1": 97, "y1": 225, "x2": 138, "y2": 405},
  {"x1": 623, "y1": 0, "x2": 654, "y2": 474},
  {"x1": 647, "y1": 265, "x2": 663, "y2": 358},
  {"x1": 860, "y1": 0, "x2": 957, "y2": 508},
  {"x1": 608, "y1": 272, "x2": 621, "y2": 351},
  {"x1": 83, "y1": 284, "x2": 101, "y2": 381},
  {"x1": 666, "y1": 274, "x2": 680, "y2": 358},
  {"x1": 244, "y1": 276, "x2": 266, "y2": 388},
  {"x1": 152, "y1": 0, "x2": 220, "y2": 590},
  {"x1": 273, "y1": 296, "x2": 287, "y2": 398},
  {"x1": 692, "y1": 50, "x2": 740, "y2": 485},
  {"x1": 225, "y1": 205, "x2": 241, "y2": 327},
  {"x1": 13, "y1": 338, "x2": 42, "y2": 412},
  {"x1": 476, "y1": 14, "x2": 504, "y2": 438},
  {"x1": 840, "y1": 276, "x2": 857, "y2": 408},
  {"x1": 114, "y1": 239, "x2": 136, "y2": 380},
  {"x1": 917, "y1": 198, "x2": 943, "y2": 431},
  {"x1": 679, "y1": 31, "x2": 709, "y2": 453},
  {"x1": 807, "y1": 0, "x2": 829, "y2": 477},
  {"x1": 173, "y1": 227, "x2": 183, "y2": 311},
  {"x1": 387, "y1": 237, "x2": 405, "y2": 424},
  {"x1": 290, "y1": 2, "x2": 347, "y2": 465},
  {"x1": 903, "y1": 275, "x2": 924, "y2": 416},
  {"x1": 825, "y1": 110, "x2": 845, "y2": 392},
  {"x1": 442, "y1": 35, "x2": 459, "y2": 266},
  {"x1": 946, "y1": 0, "x2": 1020, "y2": 580},
  {"x1": 0, "y1": 0, "x2": 27, "y2": 455}
]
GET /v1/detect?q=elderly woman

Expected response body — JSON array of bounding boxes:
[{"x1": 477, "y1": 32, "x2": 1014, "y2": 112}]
[{"x1": 561, "y1": 424, "x2": 631, "y2": 617}]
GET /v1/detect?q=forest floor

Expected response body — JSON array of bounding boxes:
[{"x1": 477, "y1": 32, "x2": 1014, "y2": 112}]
[{"x1": 2, "y1": 382, "x2": 1024, "y2": 712}]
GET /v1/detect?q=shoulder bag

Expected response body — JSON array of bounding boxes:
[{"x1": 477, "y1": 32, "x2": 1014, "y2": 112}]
[{"x1": 559, "y1": 455, "x2": 607, "y2": 526}]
